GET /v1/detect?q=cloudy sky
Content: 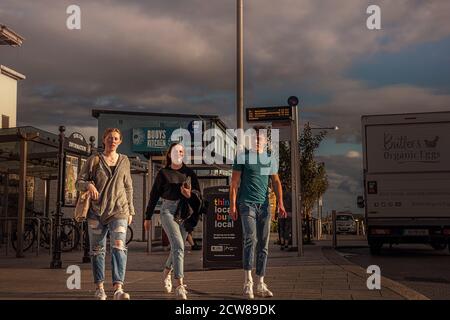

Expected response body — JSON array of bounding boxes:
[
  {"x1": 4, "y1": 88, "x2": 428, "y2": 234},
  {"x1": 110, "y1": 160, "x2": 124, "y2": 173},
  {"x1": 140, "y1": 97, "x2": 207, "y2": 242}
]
[{"x1": 2, "y1": 0, "x2": 450, "y2": 215}]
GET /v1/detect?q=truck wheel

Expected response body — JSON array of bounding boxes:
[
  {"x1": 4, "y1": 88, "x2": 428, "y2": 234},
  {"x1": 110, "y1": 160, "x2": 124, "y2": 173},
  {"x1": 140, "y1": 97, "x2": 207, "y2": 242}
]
[
  {"x1": 369, "y1": 242, "x2": 383, "y2": 255},
  {"x1": 430, "y1": 241, "x2": 447, "y2": 251}
]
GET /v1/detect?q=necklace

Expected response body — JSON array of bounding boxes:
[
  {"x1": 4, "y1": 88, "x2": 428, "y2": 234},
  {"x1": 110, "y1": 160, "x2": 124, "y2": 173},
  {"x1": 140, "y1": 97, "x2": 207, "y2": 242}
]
[{"x1": 102, "y1": 152, "x2": 118, "y2": 166}]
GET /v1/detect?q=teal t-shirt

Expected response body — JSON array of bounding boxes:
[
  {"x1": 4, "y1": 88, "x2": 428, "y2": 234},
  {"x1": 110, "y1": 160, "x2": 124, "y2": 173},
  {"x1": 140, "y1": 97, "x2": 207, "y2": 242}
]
[{"x1": 232, "y1": 150, "x2": 278, "y2": 204}]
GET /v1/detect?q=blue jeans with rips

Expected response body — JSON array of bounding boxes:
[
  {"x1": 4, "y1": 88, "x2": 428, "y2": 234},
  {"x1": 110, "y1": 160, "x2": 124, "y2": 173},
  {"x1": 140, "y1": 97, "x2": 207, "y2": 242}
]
[
  {"x1": 238, "y1": 200, "x2": 271, "y2": 276},
  {"x1": 88, "y1": 213, "x2": 128, "y2": 285}
]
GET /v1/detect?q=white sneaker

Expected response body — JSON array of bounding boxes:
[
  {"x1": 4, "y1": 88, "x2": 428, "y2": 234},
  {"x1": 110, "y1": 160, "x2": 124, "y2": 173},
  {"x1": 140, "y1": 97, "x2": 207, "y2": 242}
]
[
  {"x1": 256, "y1": 282, "x2": 273, "y2": 298},
  {"x1": 243, "y1": 281, "x2": 254, "y2": 299},
  {"x1": 94, "y1": 288, "x2": 107, "y2": 300},
  {"x1": 175, "y1": 284, "x2": 188, "y2": 300},
  {"x1": 163, "y1": 271, "x2": 173, "y2": 293},
  {"x1": 113, "y1": 289, "x2": 130, "y2": 300}
]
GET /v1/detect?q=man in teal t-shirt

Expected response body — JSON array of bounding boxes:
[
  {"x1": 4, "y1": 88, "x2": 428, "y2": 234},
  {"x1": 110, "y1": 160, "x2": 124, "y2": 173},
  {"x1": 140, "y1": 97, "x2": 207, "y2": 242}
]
[{"x1": 230, "y1": 126, "x2": 287, "y2": 299}]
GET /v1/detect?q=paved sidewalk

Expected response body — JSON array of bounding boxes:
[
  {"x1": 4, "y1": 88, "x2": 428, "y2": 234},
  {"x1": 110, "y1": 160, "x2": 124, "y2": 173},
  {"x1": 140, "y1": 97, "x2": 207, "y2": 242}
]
[{"x1": 0, "y1": 235, "x2": 429, "y2": 300}]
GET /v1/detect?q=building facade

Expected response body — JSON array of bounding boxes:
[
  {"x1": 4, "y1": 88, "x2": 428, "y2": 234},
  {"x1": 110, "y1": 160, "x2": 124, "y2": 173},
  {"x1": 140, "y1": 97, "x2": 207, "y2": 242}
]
[{"x1": 93, "y1": 110, "x2": 236, "y2": 241}]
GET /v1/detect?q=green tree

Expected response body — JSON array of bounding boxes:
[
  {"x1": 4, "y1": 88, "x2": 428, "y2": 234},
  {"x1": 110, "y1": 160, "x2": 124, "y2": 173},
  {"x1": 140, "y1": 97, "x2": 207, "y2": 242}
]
[
  {"x1": 299, "y1": 123, "x2": 329, "y2": 220},
  {"x1": 278, "y1": 123, "x2": 329, "y2": 218},
  {"x1": 278, "y1": 141, "x2": 291, "y2": 191}
]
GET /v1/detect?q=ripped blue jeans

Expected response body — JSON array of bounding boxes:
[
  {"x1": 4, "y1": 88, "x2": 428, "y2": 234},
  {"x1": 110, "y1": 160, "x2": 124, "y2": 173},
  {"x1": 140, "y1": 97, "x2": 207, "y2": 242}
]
[{"x1": 88, "y1": 213, "x2": 128, "y2": 285}]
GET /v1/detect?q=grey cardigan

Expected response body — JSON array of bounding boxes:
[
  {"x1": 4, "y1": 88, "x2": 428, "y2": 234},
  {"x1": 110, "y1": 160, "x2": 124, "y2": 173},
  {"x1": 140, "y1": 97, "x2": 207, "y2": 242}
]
[{"x1": 76, "y1": 153, "x2": 135, "y2": 225}]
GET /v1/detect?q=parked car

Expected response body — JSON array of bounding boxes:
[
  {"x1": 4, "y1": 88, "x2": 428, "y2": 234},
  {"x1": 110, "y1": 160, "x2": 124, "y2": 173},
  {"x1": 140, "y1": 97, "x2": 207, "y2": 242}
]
[{"x1": 336, "y1": 213, "x2": 357, "y2": 234}]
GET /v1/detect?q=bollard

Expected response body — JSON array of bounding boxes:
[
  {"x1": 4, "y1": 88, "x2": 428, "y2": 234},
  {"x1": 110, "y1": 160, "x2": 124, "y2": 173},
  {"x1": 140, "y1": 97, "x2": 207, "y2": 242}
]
[
  {"x1": 82, "y1": 220, "x2": 91, "y2": 263},
  {"x1": 332, "y1": 210, "x2": 337, "y2": 248},
  {"x1": 36, "y1": 218, "x2": 40, "y2": 257},
  {"x1": 6, "y1": 220, "x2": 11, "y2": 256},
  {"x1": 146, "y1": 229, "x2": 151, "y2": 254},
  {"x1": 49, "y1": 218, "x2": 53, "y2": 256}
]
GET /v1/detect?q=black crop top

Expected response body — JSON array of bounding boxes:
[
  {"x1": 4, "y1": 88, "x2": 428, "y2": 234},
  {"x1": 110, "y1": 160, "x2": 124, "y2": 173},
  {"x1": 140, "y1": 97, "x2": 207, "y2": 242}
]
[{"x1": 145, "y1": 164, "x2": 200, "y2": 220}]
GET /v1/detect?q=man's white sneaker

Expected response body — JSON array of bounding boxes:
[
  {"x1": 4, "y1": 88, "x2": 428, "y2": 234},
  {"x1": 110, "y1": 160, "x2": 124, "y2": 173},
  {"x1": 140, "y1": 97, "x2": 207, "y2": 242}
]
[
  {"x1": 163, "y1": 271, "x2": 173, "y2": 293},
  {"x1": 94, "y1": 288, "x2": 107, "y2": 300},
  {"x1": 256, "y1": 283, "x2": 273, "y2": 298},
  {"x1": 113, "y1": 289, "x2": 130, "y2": 300},
  {"x1": 243, "y1": 282, "x2": 254, "y2": 299},
  {"x1": 175, "y1": 285, "x2": 188, "y2": 300}
]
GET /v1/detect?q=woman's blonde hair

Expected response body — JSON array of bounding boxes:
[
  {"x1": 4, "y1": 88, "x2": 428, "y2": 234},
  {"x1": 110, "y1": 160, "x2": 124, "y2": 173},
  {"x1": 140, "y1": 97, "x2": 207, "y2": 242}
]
[{"x1": 102, "y1": 128, "x2": 123, "y2": 142}]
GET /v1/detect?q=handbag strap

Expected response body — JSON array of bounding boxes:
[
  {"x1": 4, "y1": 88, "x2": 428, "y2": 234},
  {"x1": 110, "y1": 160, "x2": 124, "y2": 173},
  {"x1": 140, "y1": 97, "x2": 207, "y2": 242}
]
[{"x1": 89, "y1": 155, "x2": 100, "y2": 182}]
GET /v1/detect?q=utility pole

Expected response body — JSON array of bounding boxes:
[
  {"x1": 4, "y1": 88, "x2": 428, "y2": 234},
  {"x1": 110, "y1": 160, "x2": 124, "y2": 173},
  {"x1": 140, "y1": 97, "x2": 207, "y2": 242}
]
[
  {"x1": 50, "y1": 126, "x2": 65, "y2": 268},
  {"x1": 236, "y1": 0, "x2": 244, "y2": 129},
  {"x1": 287, "y1": 96, "x2": 303, "y2": 256}
]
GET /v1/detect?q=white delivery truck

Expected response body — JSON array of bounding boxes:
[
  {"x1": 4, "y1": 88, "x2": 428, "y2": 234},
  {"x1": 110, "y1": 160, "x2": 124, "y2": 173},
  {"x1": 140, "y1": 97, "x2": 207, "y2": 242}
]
[{"x1": 358, "y1": 111, "x2": 450, "y2": 254}]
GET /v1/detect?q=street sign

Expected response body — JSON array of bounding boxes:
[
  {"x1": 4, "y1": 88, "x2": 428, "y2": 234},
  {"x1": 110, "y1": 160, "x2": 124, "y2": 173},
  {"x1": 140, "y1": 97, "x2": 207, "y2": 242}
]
[
  {"x1": 246, "y1": 106, "x2": 292, "y2": 122},
  {"x1": 64, "y1": 132, "x2": 90, "y2": 155},
  {"x1": 132, "y1": 127, "x2": 180, "y2": 153}
]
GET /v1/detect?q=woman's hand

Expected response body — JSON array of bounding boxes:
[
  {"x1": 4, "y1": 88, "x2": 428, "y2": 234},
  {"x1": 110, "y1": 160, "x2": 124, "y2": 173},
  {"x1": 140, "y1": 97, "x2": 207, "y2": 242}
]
[
  {"x1": 87, "y1": 183, "x2": 99, "y2": 200},
  {"x1": 181, "y1": 185, "x2": 191, "y2": 198},
  {"x1": 144, "y1": 219, "x2": 152, "y2": 232},
  {"x1": 128, "y1": 215, "x2": 133, "y2": 225}
]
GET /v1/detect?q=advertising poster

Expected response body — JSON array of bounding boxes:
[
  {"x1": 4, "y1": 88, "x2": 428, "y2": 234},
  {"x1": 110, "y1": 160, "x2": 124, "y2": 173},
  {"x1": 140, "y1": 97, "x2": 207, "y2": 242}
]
[
  {"x1": 64, "y1": 155, "x2": 79, "y2": 206},
  {"x1": 203, "y1": 186, "x2": 242, "y2": 269}
]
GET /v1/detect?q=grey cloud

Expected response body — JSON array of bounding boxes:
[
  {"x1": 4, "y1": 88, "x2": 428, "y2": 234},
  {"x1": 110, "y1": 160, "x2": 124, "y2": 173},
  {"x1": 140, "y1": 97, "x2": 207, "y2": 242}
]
[
  {"x1": 309, "y1": 84, "x2": 450, "y2": 144},
  {"x1": 316, "y1": 154, "x2": 364, "y2": 214},
  {"x1": 1, "y1": 0, "x2": 449, "y2": 152}
]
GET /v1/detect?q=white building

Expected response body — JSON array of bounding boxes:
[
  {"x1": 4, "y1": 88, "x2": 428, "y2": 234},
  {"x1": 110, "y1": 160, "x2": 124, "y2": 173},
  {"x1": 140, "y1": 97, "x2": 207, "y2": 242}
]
[
  {"x1": 0, "y1": 24, "x2": 26, "y2": 128},
  {"x1": 0, "y1": 65, "x2": 26, "y2": 128}
]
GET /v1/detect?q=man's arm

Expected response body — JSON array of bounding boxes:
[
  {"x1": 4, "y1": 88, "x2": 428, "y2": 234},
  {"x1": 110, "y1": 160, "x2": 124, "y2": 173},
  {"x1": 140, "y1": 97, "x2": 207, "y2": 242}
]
[
  {"x1": 271, "y1": 174, "x2": 287, "y2": 218},
  {"x1": 229, "y1": 170, "x2": 241, "y2": 221}
]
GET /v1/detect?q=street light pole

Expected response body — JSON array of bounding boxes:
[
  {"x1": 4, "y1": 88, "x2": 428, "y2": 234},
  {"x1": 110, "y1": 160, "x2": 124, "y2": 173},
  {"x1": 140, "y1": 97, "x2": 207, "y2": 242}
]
[
  {"x1": 310, "y1": 125, "x2": 339, "y2": 131},
  {"x1": 290, "y1": 114, "x2": 298, "y2": 251},
  {"x1": 287, "y1": 96, "x2": 303, "y2": 256},
  {"x1": 237, "y1": 0, "x2": 244, "y2": 129},
  {"x1": 50, "y1": 126, "x2": 65, "y2": 269},
  {"x1": 294, "y1": 106, "x2": 303, "y2": 256},
  {"x1": 82, "y1": 136, "x2": 96, "y2": 263}
]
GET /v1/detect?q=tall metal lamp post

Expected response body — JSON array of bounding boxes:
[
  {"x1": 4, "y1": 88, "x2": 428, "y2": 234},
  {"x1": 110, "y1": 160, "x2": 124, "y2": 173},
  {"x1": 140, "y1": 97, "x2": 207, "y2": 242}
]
[
  {"x1": 287, "y1": 96, "x2": 303, "y2": 256},
  {"x1": 237, "y1": 0, "x2": 244, "y2": 130},
  {"x1": 81, "y1": 136, "x2": 96, "y2": 263},
  {"x1": 50, "y1": 126, "x2": 65, "y2": 269}
]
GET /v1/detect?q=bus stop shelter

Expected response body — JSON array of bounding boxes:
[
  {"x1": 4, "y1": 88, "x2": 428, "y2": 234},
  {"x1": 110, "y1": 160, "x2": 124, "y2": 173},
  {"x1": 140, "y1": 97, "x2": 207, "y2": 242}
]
[{"x1": 0, "y1": 126, "x2": 148, "y2": 258}]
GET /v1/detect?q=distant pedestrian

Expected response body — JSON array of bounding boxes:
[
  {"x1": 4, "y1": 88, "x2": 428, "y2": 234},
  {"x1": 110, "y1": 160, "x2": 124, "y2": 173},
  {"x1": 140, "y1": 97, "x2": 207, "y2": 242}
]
[{"x1": 278, "y1": 191, "x2": 292, "y2": 250}]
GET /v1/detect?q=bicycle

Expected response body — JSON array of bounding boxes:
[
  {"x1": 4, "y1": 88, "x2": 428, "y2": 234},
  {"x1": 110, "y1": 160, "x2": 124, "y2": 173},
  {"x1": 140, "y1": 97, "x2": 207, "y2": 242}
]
[
  {"x1": 10, "y1": 212, "x2": 133, "y2": 253},
  {"x1": 9, "y1": 219, "x2": 36, "y2": 252},
  {"x1": 10, "y1": 213, "x2": 81, "y2": 253}
]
